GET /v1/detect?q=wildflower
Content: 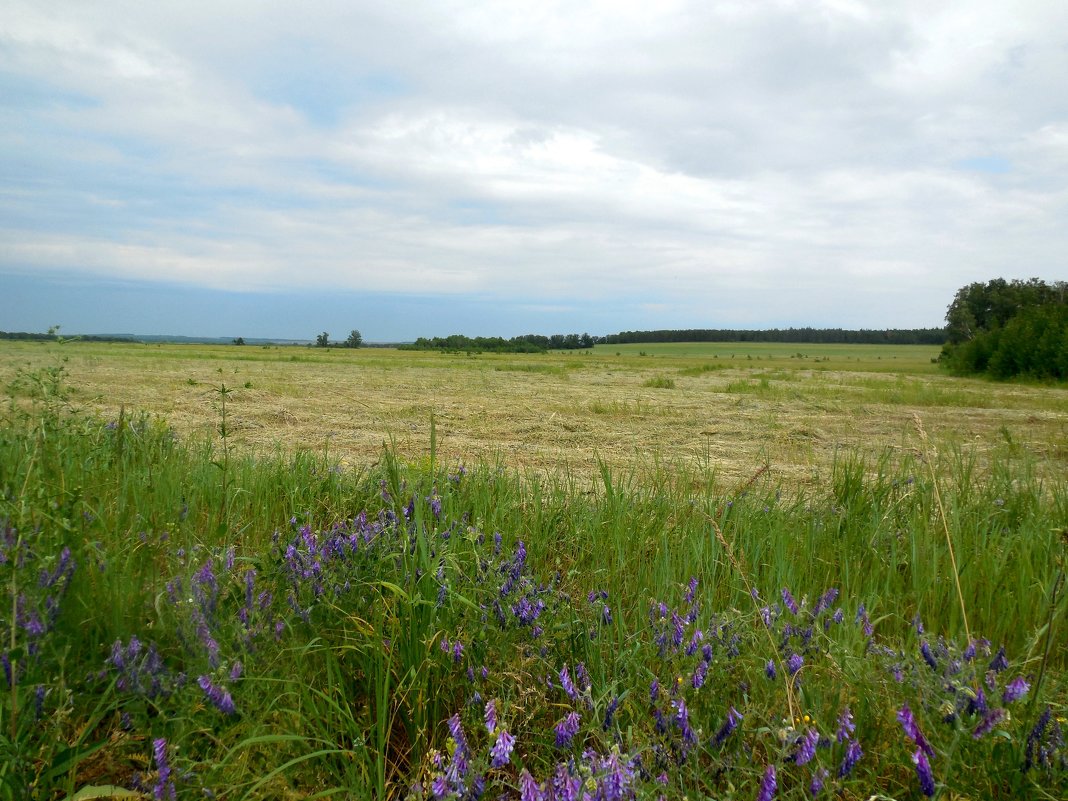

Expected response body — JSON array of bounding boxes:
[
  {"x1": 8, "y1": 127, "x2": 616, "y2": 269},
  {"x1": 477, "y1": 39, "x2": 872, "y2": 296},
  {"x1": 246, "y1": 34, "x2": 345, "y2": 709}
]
[
  {"x1": 813, "y1": 588, "x2": 838, "y2": 616},
  {"x1": 650, "y1": 678, "x2": 660, "y2": 703},
  {"x1": 707, "y1": 706, "x2": 740, "y2": 747},
  {"x1": 838, "y1": 739, "x2": 862, "y2": 778},
  {"x1": 1003, "y1": 676, "x2": 1029, "y2": 704},
  {"x1": 229, "y1": 661, "x2": 243, "y2": 681},
  {"x1": 490, "y1": 729, "x2": 515, "y2": 768},
  {"x1": 988, "y1": 646, "x2": 1008, "y2": 673},
  {"x1": 484, "y1": 699, "x2": 497, "y2": 733},
  {"x1": 519, "y1": 770, "x2": 543, "y2": 801},
  {"x1": 912, "y1": 748, "x2": 936, "y2": 797},
  {"x1": 692, "y1": 660, "x2": 708, "y2": 689},
  {"x1": 794, "y1": 728, "x2": 819, "y2": 765},
  {"x1": 897, "y1": 704, "x2": 934, "y2": 757},
  {"x1": 674, "y1": 698, "x2": 698, "y2": 746},
  {"x1": 603, "y1": 696, "x2": 619, "y2": 730},
  {"x1": 782, "y1": 588, "x2": 799, "y2": 615},
  {"x1": 197, "y1": 676, "x2": 236, "y2": 715},
  {"x1": 555, "y1": 711, "x2": 580, "y2": 747},
  {"x1": 560, "y1": 665, "x2": 577, "y2": 700},
  {"x1": 972, "y1": 708, "x2": 1006, "y2": 739},
  {"x1": 765, "y1": 660, "x2": 777, "y2": 680},
  {"x1": 447, "y1": 714, "x2": 469, "y2": 755},
  {"x1": 809, "y1": 767, "x2": 829, "y2": 797},
  {"x1": 1025, "y1": 706, "x2": 1052, "y2": 771},
  {"x1": 152, "y1": 738, "x2": 176, "y2": 800},
  {"x1": 685, "y1": 577, "x2": 699, "y2": 604},
  {"x1": 757, "y1": 764, "x2": 777, "y2": 801},
  {"x1": 836, "y1": 706, "x2": 855, "y2": 743},
  {"x1": 920, "y1": 641, "x2": 938, "y2": 671},
  {"x1": 787, "y1": 653, "x2": 804, "y2": 675}
]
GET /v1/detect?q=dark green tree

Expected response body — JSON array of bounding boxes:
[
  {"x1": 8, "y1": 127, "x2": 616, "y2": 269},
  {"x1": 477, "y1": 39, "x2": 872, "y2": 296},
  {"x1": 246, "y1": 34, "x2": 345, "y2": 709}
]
[
  {"x1": 315, "y1": 332, "x2": 330, "y2": 348},
  {"x1": 345, "y1": 329, "x2": 363, "y2": 348}
]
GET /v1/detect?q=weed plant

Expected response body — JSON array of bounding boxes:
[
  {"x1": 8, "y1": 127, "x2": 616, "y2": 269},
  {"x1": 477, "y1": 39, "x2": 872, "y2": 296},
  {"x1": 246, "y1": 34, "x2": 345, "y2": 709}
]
[{"x1": 0, "y1": 364, "x2": 1066, "y2": 799}]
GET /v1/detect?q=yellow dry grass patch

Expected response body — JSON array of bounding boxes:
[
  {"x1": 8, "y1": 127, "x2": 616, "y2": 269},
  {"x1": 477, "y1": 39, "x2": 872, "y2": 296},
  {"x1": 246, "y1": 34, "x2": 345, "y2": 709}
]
[{"x1": 2, "y1": 341, "x2": 1065, "y2": 490}]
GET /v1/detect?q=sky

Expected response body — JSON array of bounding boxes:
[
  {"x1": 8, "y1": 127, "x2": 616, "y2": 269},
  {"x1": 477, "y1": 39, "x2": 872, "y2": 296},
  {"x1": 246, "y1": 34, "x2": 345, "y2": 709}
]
[{"x1": 2, "y1": 1, "x2": 1067, "y2": 341}]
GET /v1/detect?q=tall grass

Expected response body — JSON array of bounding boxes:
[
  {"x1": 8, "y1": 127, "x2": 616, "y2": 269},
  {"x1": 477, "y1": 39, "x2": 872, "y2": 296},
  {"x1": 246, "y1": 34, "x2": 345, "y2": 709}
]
[{"x1": 1, "y1": 363, "x2": 1066, "y2": 799}]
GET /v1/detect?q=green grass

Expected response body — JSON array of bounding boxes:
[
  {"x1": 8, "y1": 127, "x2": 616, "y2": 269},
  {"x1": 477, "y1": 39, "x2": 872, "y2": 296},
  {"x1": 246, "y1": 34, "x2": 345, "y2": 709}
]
[{"x1": 1, "y1": 360, "x2": 1066, "y2": 799}]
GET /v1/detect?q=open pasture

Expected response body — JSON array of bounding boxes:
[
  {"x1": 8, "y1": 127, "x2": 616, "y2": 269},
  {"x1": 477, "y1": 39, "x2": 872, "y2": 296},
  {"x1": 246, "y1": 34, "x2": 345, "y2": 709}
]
[
  {"x1": 1, "y1": 340, "x2": 1065, "y2": 490},
  {"x1": 2, "y1": 338, "x2": 1068, "y2": 799}
]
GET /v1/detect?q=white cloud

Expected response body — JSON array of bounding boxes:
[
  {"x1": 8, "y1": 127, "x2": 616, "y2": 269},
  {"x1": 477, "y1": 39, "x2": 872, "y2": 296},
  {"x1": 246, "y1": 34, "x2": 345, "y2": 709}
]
[{"x1": 2, "y1": 1, "x2": 1067, "y2": 332}]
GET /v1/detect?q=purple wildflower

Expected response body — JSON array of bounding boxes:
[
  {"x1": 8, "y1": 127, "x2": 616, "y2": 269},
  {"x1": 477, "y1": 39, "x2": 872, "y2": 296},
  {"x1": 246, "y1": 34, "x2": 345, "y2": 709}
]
[
  {"x1": 713, "y1": 706, "x2": 742, "y2": 746},
  {"x1": 692, "y1": 660, "x2": 708, "y2": 689},
  {"x1": 787, "y1": 653, "x2": 804, "y2": 675},
  {"x1": 519, "y1": 770, "x2": 543, "y2": 801},
  {"x1": 229, "y1": 661, "x2": 243, "y2": 681},
  {"x1": 650, "y1": 678, "x2": 660, "y2": 703},
  {"x1": 836, "y1": 706, "x2": 855, "y2": 743},
  {"x1": 897, "y1": 704, "x2": 934, "y2": 757},
  {"x1": 675, "y1": 698, "x2": 698, "y2": 745},
  {"x1": 152, "y1": 738, "x2": 176, "y2": 801},
  {"x1": 1003, "y1": 676, "x2": 1029, "y2": 704},
  {"x1": 447, "y1": 713, "x2": 469, "y2": 755},
  {"x1": 197, "y1": 676, "x2": 236, "y2": 715},
  {"x1": 920, "y1": 641, "x2": 938, "y2": 670},
  {"x1": 484, "y1": 699, "x2": 497, "y2": 733},
  {"x1": 490, "y1": 729, "x2": 515, "y2": 768},
  {"x1": 555, "y1": 711, "x2": 580, "y2": 748},
  {"x1": 685, "y1": 576, "x2": 699, "y2": 604},
  {"x1": 765, "y1": 660, "x2": 777, "y2": 680},
  {"x1": 912, "y1": 748, "x2": 936, "y2": 796},
  {"x1": 603, "y1": 696, "x2": 619, "y2": 730},
  {"x1": 782, "y1": 588, "x2": 799, "y2": 615},
  {"x1": 838, "y1": 739, "x2": 863, "y2": 778},
  {"x1": 809, "y1": 767, "x2": 828, "y2": 797},
  {"x1": 559, "y1": 665, "x2": 577, "y2": 700},
  {"x1": 794, "y1": 728, "x2": 819, "y2": 766},
  {"x1": 989, "y1": 646, "x2": 1008, "y2": 673},
  {"x1": 972, "y1": 708, "x2": 1006, "y2": 739},
  {"x1": 757, "y1": 764, "x2": 777, "y2": 801}
]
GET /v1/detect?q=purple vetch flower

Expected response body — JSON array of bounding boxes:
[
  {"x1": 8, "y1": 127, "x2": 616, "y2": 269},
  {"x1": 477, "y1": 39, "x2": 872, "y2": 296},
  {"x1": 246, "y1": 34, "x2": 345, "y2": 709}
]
[
  {"x1": 837, "y1": 739, "x2": 863, "y2": 778},
  {"x1": 972, "y1": 708, "x2": 1006, "y2": 739},
  {"x1": 794, "y1": 728, "x2": 819, "y2": 766},
  {"x1": 912, "y1": 748, "x2": 936, "y2": 797},
  {"x1": 603, "y1": 696, "x2": 619, "y2": 730},
  {"x1": 152, "y1": 738, "x2": 176, "y2": 801},
  {"x1": 757, "y1": 764, "x2": 777, "y2": 801},
  {"x1": 920, "y1": 641, "x2": 938, "y2": 671},
  {"x1": 782, "y1": 588, "x2": 799, "y2": 615},
  {"x1": 809, "y1": 767, "x2": 829, "y2": 797},
  {"x1": 685, "y1": 576, "x2": 699, "y2": 604},
  {"x1": 452, "y1": 641, "x2": 464, "y2": 663},
  {"x1": 490, "y1": 729, "x2": 515, "y2": 768},
  {"x1": 1025, "y1": 706, "x2": 1052, "y2": 771},
  {"x1": 447, "y1": 713, "x2": 469, "y2": 755},
  {"x1": 989, "y1": 646, "x2": 1008, "y2": 673},
  {"x1": 555, "y1": 711, "x2": 580, "y2": 747},
  {"x1": 574, "y1": 662, "x2": 591, "y2": 693},
  {"x1": 813, "y1": 588, "x2": 838, "y2": 616},
  {"x1": 1003, "y1": 676, "x2": 1030, "y2": 704},
  {"x1": 674, "y1": 698, "x2": 698, "y2": 746},
  {"x1": 897, "y1": 704, "x2": 934, "y2": 757},
  {"x1": 484, "y1": 699, "x2": 497, "y2": 733},
  {"x1": 787, "y1": 653, "x2": 804, "y2": 675},
  {"x1": 559, "y1": 665, "x2": 577, "y2": 700},
  {"x1": 692, "y1": 660, "x2": 708, "y2": 689},
  {"x1": 649, "y1": 678, "x2": 660, "y2": 703},
  {"x1": 229, "y1": 661, "x2": 243, "y2": 681},
  {"x1": 712, "y1": 706, "x2": 742, "y2": 746},
  {"x1": 836, "y1": 706, "x2": 855, "y2": 742},
  {"x1": 765, "y1": 660, "x2": 777, "y2": 680},
  {"x1": 519, "y1": 769, "x2": 543, "y2": 801},
  {"x1": 198, "y1": 675, "x2": 236, "y2": 715},
  {"x1": 431, "y1": 774, "x2": 449, "y2": 798}
]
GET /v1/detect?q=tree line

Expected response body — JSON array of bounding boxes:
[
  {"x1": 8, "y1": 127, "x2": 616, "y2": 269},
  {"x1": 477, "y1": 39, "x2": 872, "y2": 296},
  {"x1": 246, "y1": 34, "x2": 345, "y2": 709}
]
[
  {"x1": 940, "y1": 277, "x2": 1067, "y2": 380},
  {"x1": 400, "y1": 333, "x2": 596, "y2": 353},
  {"x1": 600, "y1": 327, "x2": 948, "y2": 345}
]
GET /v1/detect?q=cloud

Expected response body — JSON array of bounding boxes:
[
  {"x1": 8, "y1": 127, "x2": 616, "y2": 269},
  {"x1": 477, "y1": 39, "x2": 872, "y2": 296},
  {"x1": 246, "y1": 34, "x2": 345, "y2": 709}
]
[{"x1": 2, "y1": 1, "x2": 1068, "y2": 334}]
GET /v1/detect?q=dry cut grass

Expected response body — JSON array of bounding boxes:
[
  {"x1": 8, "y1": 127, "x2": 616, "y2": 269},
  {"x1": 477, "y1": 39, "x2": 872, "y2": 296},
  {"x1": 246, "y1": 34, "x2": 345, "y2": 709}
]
[{"x1": 2, "y1": 340, "x2": 1065, "y2": 489}]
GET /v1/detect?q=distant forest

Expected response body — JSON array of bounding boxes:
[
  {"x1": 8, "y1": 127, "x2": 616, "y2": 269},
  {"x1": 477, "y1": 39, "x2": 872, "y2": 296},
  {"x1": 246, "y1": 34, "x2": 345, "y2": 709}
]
[
  {"x1": 402, "y1": 328, "x2": 947, "y2": 353},
  {"x1": 0, "y1": 330, "x2": 138, "y2": 343},
  {"x1": 601, "y1": 328, "x2": 947, "y2": 345}
]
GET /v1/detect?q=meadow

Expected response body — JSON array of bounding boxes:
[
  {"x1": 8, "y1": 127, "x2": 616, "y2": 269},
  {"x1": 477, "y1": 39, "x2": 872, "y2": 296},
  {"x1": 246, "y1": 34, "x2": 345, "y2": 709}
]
[{"x1": 0, "y1": 340, "x2": 1066, "y2": 799}]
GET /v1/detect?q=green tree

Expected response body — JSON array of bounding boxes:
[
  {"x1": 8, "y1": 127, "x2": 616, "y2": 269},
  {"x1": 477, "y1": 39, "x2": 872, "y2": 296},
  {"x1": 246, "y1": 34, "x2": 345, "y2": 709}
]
[
  {"x1": 233, "y1": 337, "x2": 245, "y2": 346},
  {"x1": 344, "y1": 329, "x2": 363, "y2": 348},
  {"x1": 315, "y1": 332, "x2": 330, "y2": 348}
]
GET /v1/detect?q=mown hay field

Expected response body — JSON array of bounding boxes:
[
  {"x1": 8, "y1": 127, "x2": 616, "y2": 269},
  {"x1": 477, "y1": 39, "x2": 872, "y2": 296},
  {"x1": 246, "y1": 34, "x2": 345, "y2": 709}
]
[{"x1": 1, "y1": 339, "x2": 1065, "y2": 488}]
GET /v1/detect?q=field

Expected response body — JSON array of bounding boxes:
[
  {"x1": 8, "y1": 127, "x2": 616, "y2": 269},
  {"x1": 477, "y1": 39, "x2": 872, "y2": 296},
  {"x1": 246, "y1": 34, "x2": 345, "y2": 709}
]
[
  {"x1": 1, "y1": 339, "x2": 1066, "y2": 800},
  {"x1": 1, "y1": 340, "x2": 1065, "y2": 489}
]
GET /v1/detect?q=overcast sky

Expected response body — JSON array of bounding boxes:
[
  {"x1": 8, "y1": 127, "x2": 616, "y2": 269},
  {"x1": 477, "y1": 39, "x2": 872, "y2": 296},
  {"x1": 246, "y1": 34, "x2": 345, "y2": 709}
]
[{"x1": 2, "y1": 1, "x2": 1067, "y2": 340}]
